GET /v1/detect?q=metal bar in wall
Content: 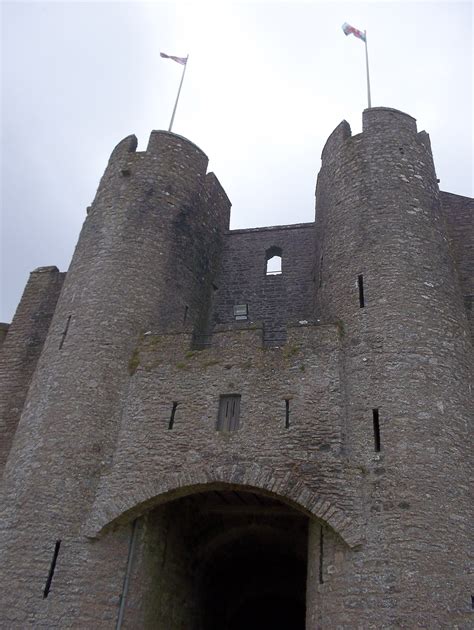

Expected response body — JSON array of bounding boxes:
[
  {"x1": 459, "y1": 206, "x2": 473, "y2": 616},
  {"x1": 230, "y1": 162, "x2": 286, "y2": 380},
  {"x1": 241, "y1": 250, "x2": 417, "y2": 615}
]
[{"x1": 116, "y1": 519, "x2": 138, "y2": 630}]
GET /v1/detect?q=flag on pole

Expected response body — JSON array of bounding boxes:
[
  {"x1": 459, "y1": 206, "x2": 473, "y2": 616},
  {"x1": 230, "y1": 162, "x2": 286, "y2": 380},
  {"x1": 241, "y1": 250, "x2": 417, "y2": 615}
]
[
  {"x1": 160, "y1": 52, "x2": 187, "y2": 65},
  {"x1": 160, "y1": 52, "x2": 189, "y2": 131},
  {"x1": 342, "y1": 22, "x2": 366, "y2": 42},
  {"x1": 341, "y1": 22, "x2": 371, "y2": 108}
]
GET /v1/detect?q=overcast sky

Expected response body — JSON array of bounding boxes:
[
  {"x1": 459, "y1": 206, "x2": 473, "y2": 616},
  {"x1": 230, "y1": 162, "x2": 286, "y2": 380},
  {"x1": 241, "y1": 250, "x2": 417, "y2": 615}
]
[{"x1": 1, "y1": 0, "x2": 472, "y2": 322}]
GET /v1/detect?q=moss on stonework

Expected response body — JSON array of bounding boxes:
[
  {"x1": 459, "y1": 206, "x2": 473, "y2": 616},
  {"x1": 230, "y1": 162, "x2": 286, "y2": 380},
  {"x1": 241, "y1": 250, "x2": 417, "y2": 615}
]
[
  {"x1": 335, "y1": 319, "x2": 345, "y2": 337},
  {"x1": 203, "y1": 359, "x2": 220, "y2": 368},
  {"x1": 128, "y1": 348, "x2": 140, "y2": 375},
  {"x1": 283, "y1": 344, "x2": 301, "y2": 359},
  {"x1": 143, "y1": 360, "x2": 161, "y2": 371},
  {"x1": 141, "y1": 334, "x2": 163, "y2": 349},
  {"x1": 175, "y1": 361, "x2": 190, "y2": 370}
]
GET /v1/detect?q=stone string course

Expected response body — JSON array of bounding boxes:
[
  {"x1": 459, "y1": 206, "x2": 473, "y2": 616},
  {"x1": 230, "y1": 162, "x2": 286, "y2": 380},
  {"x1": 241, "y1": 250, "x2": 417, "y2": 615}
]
[{"x1": 0, "y1": 107, "x2": 472, "y2": 628}]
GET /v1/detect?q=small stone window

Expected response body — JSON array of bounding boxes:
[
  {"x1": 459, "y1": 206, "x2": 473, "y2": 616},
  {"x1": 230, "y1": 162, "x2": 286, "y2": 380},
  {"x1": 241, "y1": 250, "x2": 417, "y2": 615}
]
[
  {"x1": 217, "y1": 394, "x2": 241, "y2": 431},
  {"x1": 266, "y1": 246, "x2": 283, "y2": 275}
]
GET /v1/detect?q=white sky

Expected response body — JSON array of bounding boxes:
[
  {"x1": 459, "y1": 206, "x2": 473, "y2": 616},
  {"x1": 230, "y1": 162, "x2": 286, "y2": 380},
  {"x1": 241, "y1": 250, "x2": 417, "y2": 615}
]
[{"x1": 1, "y1": 0, "x2": 473, "y2": 322}]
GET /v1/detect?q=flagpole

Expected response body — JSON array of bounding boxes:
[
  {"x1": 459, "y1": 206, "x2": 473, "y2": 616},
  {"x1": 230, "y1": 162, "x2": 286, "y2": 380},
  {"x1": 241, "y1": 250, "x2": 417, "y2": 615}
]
[
  {"x1": 364, "y1": 31, "x2": 371, "y2": 108},
  {"x1": 168, "y1": 54, "x2": 188, "y2": 132}
]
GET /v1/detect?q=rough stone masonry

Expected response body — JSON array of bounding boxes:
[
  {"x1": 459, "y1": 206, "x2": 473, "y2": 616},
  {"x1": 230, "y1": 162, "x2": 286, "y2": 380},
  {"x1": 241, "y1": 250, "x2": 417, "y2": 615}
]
[{"x1": 0, "y1": 107, "x2": 472, "y2": 629}]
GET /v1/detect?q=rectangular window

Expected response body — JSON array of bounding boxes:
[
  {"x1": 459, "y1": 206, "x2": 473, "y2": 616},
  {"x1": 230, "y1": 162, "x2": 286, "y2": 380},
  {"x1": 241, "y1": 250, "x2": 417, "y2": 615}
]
[{"x1": 217, "y1": 395, "x2": 241, "y2": 431}]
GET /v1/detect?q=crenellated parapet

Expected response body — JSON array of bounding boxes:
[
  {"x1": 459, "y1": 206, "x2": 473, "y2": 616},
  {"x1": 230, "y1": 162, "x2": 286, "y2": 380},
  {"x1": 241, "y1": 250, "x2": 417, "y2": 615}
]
[
  {"x1": 315, "y1": 107, "x2": 460, "y2": 322},
  {"x1": 90, "y1": 131, "x2": 209, "y2": 213}
]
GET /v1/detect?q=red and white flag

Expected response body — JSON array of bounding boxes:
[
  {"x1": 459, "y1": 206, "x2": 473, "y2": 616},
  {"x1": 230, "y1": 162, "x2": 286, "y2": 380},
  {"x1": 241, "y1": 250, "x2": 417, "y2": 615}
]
[
  {"x1": 342, "y1": 22, "x2": 366, "y2": 42},
  {"x1": 160, "y1": 52, "x2": 187, "y2": 65}
]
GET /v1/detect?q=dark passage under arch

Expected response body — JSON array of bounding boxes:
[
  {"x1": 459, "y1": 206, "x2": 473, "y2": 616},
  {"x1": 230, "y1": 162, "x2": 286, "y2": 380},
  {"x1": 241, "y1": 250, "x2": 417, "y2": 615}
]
[
  {"x1": 198, "y1": 518, "x2": 306, "y2": 630},
  {"x1": 123, "y1": 488, "x2": 308, "y2": 629}
]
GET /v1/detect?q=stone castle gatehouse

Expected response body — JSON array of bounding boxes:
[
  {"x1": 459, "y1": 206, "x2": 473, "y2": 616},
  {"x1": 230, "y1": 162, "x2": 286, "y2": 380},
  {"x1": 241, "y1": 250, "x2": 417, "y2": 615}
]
[{"x1": 0, "y1": 107, "x2": 472, "y2": 628}]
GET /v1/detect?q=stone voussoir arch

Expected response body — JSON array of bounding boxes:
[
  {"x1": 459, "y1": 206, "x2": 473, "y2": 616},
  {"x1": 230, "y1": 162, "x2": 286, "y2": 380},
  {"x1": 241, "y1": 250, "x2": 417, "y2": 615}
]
[{"x1": 83, "y1": 463, "x2": 362, "y2": 548}]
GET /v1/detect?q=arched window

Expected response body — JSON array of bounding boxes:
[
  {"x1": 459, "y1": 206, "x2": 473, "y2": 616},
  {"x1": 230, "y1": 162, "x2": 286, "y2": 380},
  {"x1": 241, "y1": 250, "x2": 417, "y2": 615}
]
[{"x1": 266, "y1": 246, "x2": 283, "y2": 275}]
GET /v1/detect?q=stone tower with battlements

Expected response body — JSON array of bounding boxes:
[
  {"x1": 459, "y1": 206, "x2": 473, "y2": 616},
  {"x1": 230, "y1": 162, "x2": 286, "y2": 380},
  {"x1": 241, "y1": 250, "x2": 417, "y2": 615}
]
[{"x1": 0, "y1": 107, "x2": 472, "y2": 629}]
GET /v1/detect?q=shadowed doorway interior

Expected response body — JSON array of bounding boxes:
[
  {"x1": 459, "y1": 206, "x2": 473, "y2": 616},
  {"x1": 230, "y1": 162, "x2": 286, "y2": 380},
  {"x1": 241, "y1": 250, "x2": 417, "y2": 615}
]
[{"x1": 123, "y1": 487, "x2": 308, "y2": 629}]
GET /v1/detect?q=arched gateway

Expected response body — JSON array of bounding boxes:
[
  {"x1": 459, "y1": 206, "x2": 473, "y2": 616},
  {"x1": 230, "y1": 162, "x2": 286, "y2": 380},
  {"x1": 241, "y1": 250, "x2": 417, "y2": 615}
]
[
  {"x1": 116, "y1": 487, "x2": 309, "y2": 629},
  {"x1": 84, "y1": 465, "x2": 361, "y2": 547},
  {"x1": 93, "y1": 483, "x2": 358, "y2": 629}
]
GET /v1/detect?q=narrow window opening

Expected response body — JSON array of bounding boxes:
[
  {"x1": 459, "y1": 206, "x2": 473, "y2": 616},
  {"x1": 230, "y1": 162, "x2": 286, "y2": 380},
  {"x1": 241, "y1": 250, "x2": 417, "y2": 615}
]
[
  {"x1": 358, "y1": 274, "x2": 365, "y2": 308},
  {"x1": 319, "y1": 526, "x2": 324, "y2": 584},
  {"x1": 217, "y1": 394, "x2": 241, "y2": 431},
  {"x1": 265, "y1": 246, "x2": 283, "y2": 276},
  {"x1": 373, "y1": 408, "x2": 381, "y2": 452},
  {"x1": 168, "y1": 402, "x2": 178, "y2": 430},
  {"x1": 285, "y1": 399, "x2": 290, "y2": 428},
  {"x1": 59, "y1": 316, "x2": 71, "y2": 350},
  {"x1": 266, "y1": 255, "x2": 282, "y2": 275},
  {"x1": 43, "y1": 540, "x2": 61, "y2": 598},
  {"x1": 471, "y1": 595, "x2": 474, "y2": 610},
  {"x1": 183, "y1": 305, "x2": 188, "y2": 324}
]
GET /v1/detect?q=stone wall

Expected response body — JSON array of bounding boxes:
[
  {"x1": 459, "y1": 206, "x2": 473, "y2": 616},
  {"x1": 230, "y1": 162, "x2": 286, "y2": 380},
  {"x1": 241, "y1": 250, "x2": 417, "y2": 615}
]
[
  {"x1": 213, "y1": 223, "x2": 316, "y2": 344},
  {"x1": 0, "y1": 266, "x2": 65, "y2": 473},
  {"x1": 124, "y1": 510, "x2": 197, "y2": 629},
  {"x1": 440, "y1": 190, "x2": 474, "y2": 336},
  {"x1": 85, "y1": 323, "x2": 359, "y2": 541},
  {"x1": 0, "y1": 323, "x2": 9, "y2": 347}
]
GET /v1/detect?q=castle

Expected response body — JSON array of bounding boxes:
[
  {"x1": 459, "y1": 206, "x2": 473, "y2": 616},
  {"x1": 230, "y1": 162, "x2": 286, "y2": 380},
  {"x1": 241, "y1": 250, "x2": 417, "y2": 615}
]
[{"x1": 0, "y1": 107, "x2": 472, "y2": 628}]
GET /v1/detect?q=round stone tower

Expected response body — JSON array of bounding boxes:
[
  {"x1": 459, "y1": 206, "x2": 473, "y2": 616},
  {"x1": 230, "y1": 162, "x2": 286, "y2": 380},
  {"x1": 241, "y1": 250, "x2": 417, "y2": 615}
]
[
  {"x1": 0, "y1": 132, "x2": 230, "y2": 624},
  {"x1": 314, "y1": 107, "x2": 472, "y2": 626}
]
